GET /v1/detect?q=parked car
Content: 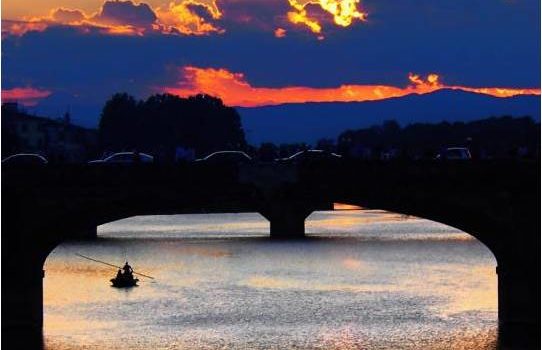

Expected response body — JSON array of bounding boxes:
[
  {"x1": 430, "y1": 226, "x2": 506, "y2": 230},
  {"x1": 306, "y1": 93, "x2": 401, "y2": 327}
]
[
  {"x1": 276, "y1": 149, "x2": 343, "y2": 164},
  {"x1": 435, "y1": 147, "x2": 472, "y2": 160},
  {"x1": 195, "y1": 151, "x2": 252, "y2": 164},
  {"x1": 2, "y1": 153, "x2": 48, "y2": 166},
  {"x1": 88, "y1": 152, "x2": 154, "y2": 164}
]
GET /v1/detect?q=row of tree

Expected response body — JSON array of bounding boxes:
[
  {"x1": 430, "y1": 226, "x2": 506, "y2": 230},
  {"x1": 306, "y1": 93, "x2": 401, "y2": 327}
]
[
  {"x1": 99, "y1": 93, "x2": 247, "y2": 160},
  {"x1": 335, "y1": 117, "x2": 540, "y2": 159},
  {"x1": 98, "y1": 93, "x2": 540, "y2": 161},
  {"x1": 233, "y1": 117, "x2": 540, "y2": 161}
]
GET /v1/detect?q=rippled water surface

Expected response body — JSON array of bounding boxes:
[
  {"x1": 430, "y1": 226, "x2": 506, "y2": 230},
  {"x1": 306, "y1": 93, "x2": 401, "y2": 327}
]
[{"x1": 44, "y1": 210, "x2": 497, "y2": 349}]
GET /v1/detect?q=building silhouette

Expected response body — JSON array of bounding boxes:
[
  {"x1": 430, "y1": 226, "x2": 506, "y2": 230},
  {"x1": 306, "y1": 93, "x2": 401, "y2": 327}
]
[{"x1": 2, "y1": 102, "x2": 98, "y2": 162}]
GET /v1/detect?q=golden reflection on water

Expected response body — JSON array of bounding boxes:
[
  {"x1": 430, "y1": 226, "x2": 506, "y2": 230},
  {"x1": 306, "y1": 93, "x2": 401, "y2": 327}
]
[
  {"x1": 44, "y1": 265, "x2": 112, "y2": 306},
  {"x1": 438, "y1": 266, "x2": 497, "y2": 315},
  {"x1": 46, "y1": 314, "x2": 118, "y2": 333},
  {"x1": 308, "y1": 209, "x2": 410, "y2": 228},
  {"x1": 341, "y1": 257, "x2": 363, "y2": 270}
]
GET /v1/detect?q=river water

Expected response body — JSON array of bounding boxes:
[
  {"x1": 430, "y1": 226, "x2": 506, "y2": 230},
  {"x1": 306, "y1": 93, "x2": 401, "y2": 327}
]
[{"x1": 43, "y1": 210, "x2": 498, "y2": 349}]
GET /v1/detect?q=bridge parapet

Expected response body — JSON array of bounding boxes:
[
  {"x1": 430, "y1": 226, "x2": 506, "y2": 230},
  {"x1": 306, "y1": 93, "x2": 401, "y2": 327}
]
[{"x1": 239, "y1": 163, "x2": 298, "y2": 188}]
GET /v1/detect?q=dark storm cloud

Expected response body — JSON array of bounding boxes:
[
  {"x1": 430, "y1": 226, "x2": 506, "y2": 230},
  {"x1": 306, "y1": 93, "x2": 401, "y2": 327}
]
[
  {"x1": 92, "y1": 0, "x2": 157, "y2": 28},
  {"x1": 216, "y1": 0, "x2": 289, "y2": 32}
]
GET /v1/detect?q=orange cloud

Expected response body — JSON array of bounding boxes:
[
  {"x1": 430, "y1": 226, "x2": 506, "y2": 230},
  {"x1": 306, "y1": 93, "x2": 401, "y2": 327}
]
[
  {"x1": 2, "y1": 87, "x2": 52, "y2": 106},
  {"x1": 162, "y1": 66, "x2": 541, "y2": 107},
  {"x1": 287, "y1": 0, "x2": 367, "y2": 36},
  {"x1": 447, "y1": 86, "x2": 541, "y2": 98},
  {"x1": 287, "y1": 7, "x2": 322, "y2": 34},
  {"x1": 2, "y1": 20, "x2": 49, "y2": 37},
  {"x1": 2, "y1": 0, "x2": 224, "y2": 37},
  {"x1": 408, "y1": 72, "x2": 541, "y2": 98},
  {"x1": 2, "y1": 0, "x2": 369, "y2": 38},
  {"x1": 155, "y1": 0, "x2": 224, "y2": 35},
  {"x1": 3, "y1": 4, "x2": 152, "y2": 37},
  {"x1": 274, "y1": 27, "x2": 287, "y2": 38}
]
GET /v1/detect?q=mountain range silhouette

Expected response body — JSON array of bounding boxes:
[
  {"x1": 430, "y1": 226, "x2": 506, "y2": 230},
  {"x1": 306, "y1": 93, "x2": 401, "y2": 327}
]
[
  {"x1": 238, "y1": 89, "x2": 540, "y2": 144},
  {"x1": 31, "y1": 88, "x2": 540, "y2": 145}
]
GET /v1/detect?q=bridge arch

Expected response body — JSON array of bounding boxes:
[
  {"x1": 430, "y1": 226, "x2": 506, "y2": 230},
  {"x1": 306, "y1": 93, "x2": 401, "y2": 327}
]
[
  {"x1": 324, "y1": 200, "x2": 501, "y2": 259},
  {"x1": 41, "y1": 210, "x2": 499, "y2": 348}
]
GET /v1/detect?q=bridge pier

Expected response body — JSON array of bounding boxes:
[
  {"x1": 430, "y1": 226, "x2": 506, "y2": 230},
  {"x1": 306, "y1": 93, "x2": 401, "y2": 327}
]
[
  {"x1": 269, "y1": 214, "x2": 307, "y2": 238},
  {"x1": 260, "y1": 203, "x2": 313, "y2": 238},
  {"x1": 3, "y1": 265, "x2": 45, "y2": 331},
  {"x1": 2, "y1": 270, "x2": 46, "y2": 349},
  {"x1": 2, "y1": 242, "x2": 51, "y2": 349},
  {"x1": 1, "y1": 207, "x2": 58, "y2": 347},
  {"x1": 497, "y1": 260, "x2": 540, "y2": 347}
]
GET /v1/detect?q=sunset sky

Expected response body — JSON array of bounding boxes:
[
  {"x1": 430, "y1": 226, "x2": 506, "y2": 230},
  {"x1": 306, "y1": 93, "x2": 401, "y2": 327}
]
[{"x1": 1, "y1": 0, "x2": 540, "y2": 121}]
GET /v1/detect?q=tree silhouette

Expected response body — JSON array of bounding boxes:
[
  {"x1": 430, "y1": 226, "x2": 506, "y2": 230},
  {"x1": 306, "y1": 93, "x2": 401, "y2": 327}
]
[
  {"x1": 99, "y1": 93, "x2": 140, "y2": 152},
  {"x1": 98, "y1": 93, "x2": 247, "y2": 161},
  {"x1": 257, "y1": 142, "x2": 279, "y2": 161},
  {"x1": 337, "y1": 116, "x2": 540, "y2": 160}
]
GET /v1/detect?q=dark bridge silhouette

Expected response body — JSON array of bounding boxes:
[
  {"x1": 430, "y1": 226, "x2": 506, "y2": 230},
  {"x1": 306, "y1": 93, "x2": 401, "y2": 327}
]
[{"x1": 2, "y1": 160, "x2": 540, "y2": 347}]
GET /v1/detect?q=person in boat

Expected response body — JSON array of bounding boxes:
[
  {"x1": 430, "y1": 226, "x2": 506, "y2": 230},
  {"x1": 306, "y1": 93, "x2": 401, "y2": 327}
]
[
  {"x1": 116, "y1": 269, "x2": 122, "y2": 279},
  {"x1": 122, "y1": 262, "x2": 134, "y2": 278}
]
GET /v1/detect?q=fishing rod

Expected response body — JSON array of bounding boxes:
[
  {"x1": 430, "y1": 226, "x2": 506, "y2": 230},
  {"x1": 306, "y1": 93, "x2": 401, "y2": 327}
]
[{"x1": 76, "y1": 253, "x2": 155, "y2": 279}]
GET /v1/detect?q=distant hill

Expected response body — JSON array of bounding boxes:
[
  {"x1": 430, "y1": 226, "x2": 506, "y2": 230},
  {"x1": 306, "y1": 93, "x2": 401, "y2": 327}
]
[{"x1": 238, "y1": 89, "x2": 541, "y2": 144}]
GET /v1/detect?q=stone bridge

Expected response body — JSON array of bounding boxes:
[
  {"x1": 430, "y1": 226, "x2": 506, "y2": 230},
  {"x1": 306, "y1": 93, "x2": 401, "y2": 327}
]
[{"x1": 2, "y1": 160, "x2": 539, "y2": 347}]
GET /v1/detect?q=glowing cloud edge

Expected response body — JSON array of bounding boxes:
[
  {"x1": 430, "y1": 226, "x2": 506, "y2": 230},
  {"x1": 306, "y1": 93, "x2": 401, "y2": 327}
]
[
  {"x1": 161, "y1": 66, "x2": 541, "y2": 107},
  {"x1": 1, "y1": 87, "x2": 52, "y2": 106}
]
